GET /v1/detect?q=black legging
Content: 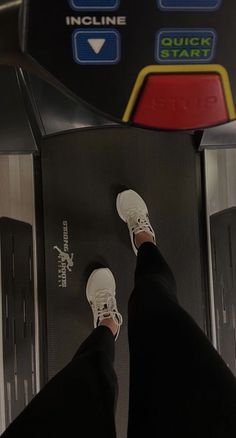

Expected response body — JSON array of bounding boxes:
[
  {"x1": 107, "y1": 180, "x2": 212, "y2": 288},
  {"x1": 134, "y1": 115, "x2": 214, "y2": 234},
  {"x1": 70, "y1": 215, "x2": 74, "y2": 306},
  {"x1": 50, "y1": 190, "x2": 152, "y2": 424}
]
[{"x1": 2, "y1": 243, "x2": 236, "y2": 437}]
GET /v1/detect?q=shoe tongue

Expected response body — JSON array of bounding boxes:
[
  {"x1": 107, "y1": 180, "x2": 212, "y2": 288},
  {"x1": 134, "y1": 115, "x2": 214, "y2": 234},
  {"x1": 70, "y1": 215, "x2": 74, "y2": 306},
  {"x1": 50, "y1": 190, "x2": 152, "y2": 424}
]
[{"x1": 96, "y1": 310, "x2": 111, "y2": 327}]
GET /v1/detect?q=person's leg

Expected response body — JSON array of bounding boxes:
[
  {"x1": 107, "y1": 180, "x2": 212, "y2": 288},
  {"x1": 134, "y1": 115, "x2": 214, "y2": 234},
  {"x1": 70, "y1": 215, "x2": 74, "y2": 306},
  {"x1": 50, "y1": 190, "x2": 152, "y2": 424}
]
[
  {"x1": 135, "y1": 233, "x2": 178, "y2": 304},
  {"x1": 117, "y1": 190, "x2": 236, "y2": 438},
  {"x1": 2, "y1": 269, "x2": 122, "y2": 438}
]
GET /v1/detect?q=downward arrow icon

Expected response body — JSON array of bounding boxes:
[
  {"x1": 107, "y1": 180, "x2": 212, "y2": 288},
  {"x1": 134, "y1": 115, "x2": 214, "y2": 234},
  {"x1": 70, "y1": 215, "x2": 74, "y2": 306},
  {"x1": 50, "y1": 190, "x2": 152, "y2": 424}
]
[{"x1": 87, "y1": 38, "x2": 106, "y2": 54}]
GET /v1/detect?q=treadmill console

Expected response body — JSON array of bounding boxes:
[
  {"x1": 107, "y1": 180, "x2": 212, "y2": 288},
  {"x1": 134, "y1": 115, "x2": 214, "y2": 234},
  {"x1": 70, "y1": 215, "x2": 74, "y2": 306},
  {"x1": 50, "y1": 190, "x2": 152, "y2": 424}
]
[{"x1": 21, "y1": 0, "x2": 236, "y2": 130}]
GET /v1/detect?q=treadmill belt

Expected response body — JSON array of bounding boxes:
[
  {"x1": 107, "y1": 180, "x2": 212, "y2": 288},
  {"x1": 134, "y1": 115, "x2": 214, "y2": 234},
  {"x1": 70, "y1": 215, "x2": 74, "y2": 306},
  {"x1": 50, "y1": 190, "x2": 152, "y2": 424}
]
[{"x1": 40, "y1": 126, "x2": 207, "y2": 438}]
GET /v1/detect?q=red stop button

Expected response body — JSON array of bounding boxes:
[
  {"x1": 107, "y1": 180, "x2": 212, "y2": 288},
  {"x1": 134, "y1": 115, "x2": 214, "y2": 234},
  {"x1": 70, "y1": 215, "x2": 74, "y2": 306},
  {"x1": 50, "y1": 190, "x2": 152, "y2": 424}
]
[{"x1": 132, "y1": 74, "x2": 229, "y2": 130}]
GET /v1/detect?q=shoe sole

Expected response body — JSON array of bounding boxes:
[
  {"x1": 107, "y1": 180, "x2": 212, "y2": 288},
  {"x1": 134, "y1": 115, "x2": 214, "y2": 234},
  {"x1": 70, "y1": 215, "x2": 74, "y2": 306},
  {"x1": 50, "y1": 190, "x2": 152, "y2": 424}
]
[
  {"x1": 86, "y1": 268, "x2": 116, "y2": 304},
  {"x1": 116, "y1": 192, "x2": 127, "y2": 222},
  {"x1": 116, "y1": 192, "x2": 138, "y2": 255}
]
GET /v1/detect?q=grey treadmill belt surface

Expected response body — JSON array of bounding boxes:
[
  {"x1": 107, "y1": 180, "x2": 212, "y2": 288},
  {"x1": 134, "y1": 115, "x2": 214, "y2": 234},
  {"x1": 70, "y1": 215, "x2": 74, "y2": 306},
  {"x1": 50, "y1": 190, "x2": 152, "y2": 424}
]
[
  {"x1": 211, "y1": 207, "x2": 236, "y2": 375},
  {"x1": 41, "y1": 126, "x2": 207, "y2": 438}
]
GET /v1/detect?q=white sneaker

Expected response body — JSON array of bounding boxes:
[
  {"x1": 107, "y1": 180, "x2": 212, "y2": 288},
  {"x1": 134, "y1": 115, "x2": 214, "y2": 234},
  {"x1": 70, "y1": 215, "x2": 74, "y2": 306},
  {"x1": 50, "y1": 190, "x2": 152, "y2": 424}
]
[
  {"x1": 116, "y1": 189, "x2": 156, "y2": 255},
  {"x1": 86, "y1": 268, "x2": 123, "y2": 341}
]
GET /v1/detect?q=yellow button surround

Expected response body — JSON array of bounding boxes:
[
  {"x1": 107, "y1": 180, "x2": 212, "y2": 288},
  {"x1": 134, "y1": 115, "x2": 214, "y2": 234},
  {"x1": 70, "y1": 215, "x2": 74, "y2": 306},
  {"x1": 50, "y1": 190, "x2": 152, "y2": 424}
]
[{"x1": 123, "y1": 64, "x2": 236, "y2": 125}]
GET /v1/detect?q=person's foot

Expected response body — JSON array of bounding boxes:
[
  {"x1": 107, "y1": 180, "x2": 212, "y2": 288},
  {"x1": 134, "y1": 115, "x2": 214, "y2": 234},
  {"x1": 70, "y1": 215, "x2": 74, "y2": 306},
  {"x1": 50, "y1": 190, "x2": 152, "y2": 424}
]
[
  {"x1": 116, "y1": 189, "x2": 156, "y2": 255},
  {"x1": 86, "y1": 268, "x2": 123, "y2": 341}
]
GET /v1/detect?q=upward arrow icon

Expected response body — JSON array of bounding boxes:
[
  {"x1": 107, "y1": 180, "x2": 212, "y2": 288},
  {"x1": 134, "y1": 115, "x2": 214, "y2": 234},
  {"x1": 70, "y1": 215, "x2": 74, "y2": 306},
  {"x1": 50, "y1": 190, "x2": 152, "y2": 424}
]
[{"x1": 87, "y1": 38, "x2": 106, "y2": 54}]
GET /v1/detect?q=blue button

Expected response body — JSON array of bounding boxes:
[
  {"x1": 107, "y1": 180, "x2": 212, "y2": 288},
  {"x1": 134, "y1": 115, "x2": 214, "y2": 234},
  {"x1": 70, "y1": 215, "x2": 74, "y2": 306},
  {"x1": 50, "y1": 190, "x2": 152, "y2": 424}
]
[
  {"x1": 158, "y1": 0, "x2": 221, "y2": 10},
  {"x1": 156, "y1": 29, "x2": 217, "y2": 64},
  {"x1": 69, "y1": 0, "x2": 119, "y2": 10},
  {"x1": 72, "y1": 29, "x2": 120, "y2": 65}
]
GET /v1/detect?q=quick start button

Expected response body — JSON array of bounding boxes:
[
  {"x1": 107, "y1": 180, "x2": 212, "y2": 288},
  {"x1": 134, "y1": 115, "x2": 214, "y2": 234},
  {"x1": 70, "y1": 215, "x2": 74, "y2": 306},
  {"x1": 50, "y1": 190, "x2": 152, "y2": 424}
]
[
  {"x1": 69, "y1": 0, "x2": 119, "y2": 10},
  {"x1": 156, "y1": 29, "x2": 216, "y2": 64},
  {"x1": 132, "y1": 74, "x2": 229, "y2": 130}
]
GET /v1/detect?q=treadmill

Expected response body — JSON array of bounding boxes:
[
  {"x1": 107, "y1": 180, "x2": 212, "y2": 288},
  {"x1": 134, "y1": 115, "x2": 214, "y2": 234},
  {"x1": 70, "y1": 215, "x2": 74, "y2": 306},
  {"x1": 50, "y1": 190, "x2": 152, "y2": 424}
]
[{"x1": 0, "y1": 0, "x2": 236, "y2": 435}]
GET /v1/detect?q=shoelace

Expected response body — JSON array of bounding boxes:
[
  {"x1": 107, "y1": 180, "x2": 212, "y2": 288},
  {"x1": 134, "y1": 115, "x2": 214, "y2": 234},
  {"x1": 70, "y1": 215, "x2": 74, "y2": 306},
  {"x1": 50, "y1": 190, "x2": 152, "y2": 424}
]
[
  {"x1": 127, "y1": 209, "x2": 153, "y2": 235},
  {"x1": 93, "y1": 290, "x2": 123, "y2": 326}
]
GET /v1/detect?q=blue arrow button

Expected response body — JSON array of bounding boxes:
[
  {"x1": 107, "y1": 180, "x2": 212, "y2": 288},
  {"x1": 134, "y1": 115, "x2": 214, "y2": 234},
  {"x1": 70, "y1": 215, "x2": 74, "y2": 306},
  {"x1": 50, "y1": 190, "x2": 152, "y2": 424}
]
[
  {"x1": 69, "y1": 0, "x2": 119, "y2": 10},
  {"x1": 158, "y1": 0, "x2": 221, "y2": 10},
  {"x1": 72, "y1": 29, "x2": 121, "y2": 65}
]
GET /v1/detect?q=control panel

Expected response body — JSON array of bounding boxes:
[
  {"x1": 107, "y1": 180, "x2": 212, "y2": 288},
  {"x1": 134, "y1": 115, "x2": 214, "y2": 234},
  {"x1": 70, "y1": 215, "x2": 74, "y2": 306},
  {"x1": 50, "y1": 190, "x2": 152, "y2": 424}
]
[{"x1": 21, "y1": 0, "x2": 236, "y2": 130}]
